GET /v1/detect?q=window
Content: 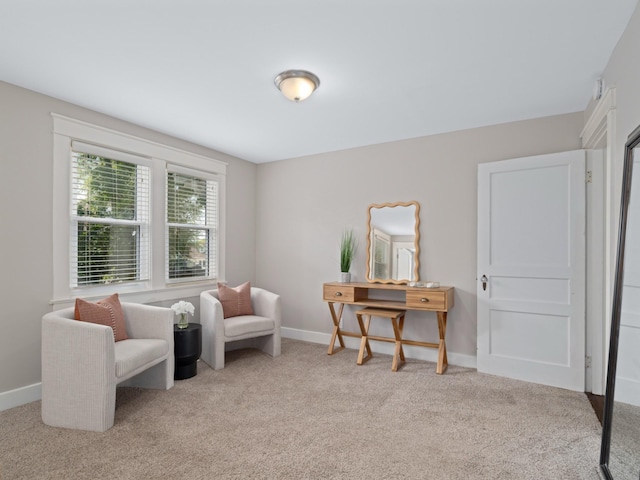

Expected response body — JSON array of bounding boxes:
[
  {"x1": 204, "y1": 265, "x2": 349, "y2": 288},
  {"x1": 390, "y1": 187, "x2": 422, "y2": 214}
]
[
  {"x1": 71, "y1": 146, "x2": 150, "y2": 287},
  {"x1": 166, "y1": 167, "x2": 218, "y2": 281},
  {"x1": 52, "y1": 114, "x2": 226, "y2": 304}
]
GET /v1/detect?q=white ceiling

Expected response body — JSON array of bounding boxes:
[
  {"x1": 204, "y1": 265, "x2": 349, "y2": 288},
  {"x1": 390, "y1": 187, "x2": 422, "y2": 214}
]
[{"x1": 0, "y1": 1, "x2": 637, "y2": 164}]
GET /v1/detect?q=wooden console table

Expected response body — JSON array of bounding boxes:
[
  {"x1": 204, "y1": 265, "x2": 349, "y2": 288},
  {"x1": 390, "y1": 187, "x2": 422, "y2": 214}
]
[{"x1": 323, "y1": 282, "x2": 454, "y2": 374}]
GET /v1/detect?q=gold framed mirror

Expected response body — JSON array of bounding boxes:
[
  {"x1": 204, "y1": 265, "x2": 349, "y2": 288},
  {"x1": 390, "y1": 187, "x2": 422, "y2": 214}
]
[{"x1": 366, "y1": 201, "x2": 420, "y2": 284}]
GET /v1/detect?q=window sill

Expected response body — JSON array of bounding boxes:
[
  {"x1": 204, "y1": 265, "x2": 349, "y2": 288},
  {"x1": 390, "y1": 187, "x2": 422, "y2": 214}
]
[{"x1": 50, "y1": 280, "x2": 221, "y2": 310}]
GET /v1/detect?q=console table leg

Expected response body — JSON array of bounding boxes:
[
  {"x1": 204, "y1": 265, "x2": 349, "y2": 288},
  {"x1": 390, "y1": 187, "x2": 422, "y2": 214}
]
[
  {"x1": 328, "y1": 302, "x2": 346, "y2": 355},
  {"x1": 356, "y1": 314, "x2": 372, "y2": 365},
  {"x1": 398, "y1": 314, "x2": 406, "y2": 362},
  {"x1": 436, "y1": 311, "x2": 448, "y2": 374},
  {"x1": 391, "y1": 313, "x2": 406, "y2": 372}
]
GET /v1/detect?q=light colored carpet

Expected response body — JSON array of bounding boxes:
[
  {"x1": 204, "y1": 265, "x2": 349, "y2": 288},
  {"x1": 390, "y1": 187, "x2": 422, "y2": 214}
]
[{"x1": 0, "y1": 339, "x2": 602, "y2": 479}]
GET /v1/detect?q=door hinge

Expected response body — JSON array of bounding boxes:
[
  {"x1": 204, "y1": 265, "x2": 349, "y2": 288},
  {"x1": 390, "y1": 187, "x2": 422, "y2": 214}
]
[
  {"x1": 586, "y1": 170, "x2": 593, "y2": 183},
  {"x1": 585, "y1": 355, "x2": 592, "y2": 368}
]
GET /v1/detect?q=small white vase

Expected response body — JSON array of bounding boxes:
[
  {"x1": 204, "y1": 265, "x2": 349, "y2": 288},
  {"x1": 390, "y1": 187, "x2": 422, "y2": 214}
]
[{"x1": 340, "y1": 272, "x2": 351, "y2": 283}]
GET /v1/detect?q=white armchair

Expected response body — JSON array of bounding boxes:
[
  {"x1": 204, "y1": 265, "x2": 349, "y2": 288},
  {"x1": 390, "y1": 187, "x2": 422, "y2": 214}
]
[
  {"x1": 200, "y1": 287, "x2": 281, "y2": 370},
  {"x1": 41, "y1": 302, "x2": 174, "y2": 432}
]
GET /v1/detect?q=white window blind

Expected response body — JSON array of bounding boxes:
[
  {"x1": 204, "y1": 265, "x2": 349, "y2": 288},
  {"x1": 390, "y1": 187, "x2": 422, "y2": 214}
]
[
  {"x1": 70, "y1": 143, "x2": 150, "y2": 287},
  {"x1": 166, "y1": 166, "x2": 218, "y2": 282}
]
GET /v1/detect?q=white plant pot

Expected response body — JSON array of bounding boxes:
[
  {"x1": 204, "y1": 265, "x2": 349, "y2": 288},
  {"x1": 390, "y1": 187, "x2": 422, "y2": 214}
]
[{"x1": 340, "y1": 272, "x2": 351, "y2": 283}]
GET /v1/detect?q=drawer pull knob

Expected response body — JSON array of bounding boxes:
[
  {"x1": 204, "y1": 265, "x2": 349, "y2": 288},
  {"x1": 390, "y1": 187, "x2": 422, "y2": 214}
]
[
  {"x1": 335, "y1": 292, "x2": 343, "y2": 297},
  {"x1": 421, "y1": 297, "x2": 429, "y2": 303}
]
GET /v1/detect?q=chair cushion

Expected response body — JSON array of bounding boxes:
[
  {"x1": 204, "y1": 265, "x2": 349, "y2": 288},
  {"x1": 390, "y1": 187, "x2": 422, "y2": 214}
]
[
  {"x1": 217, "y1": 282, "x2": 254, "y2": 318},
  {"x1": 114, "y1": 339, "x2": 169, "y2": 378},
  {"x1": 224, "y1": 315, "x2": 275, "y2": 339},
  {"x1": 74, "y1": 293, "x2": 128, "y2": 342}
]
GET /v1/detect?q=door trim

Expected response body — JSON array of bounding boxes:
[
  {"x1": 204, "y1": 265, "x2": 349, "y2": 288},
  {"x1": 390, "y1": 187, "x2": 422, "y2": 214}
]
[{"x1": 581, "y1": 86, "x2": 616, "y2": 395}]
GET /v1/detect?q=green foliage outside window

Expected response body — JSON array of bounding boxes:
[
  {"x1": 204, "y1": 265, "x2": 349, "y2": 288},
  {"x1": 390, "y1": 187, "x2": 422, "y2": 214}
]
[
  {"x1": 167, "y1": 172, "x2": 211, "y2": 279},
  {"x1": 73, "y1": 153, "x2": 215, "y2": 286},
  {"x1": 74, "y1": 153, "x2": 141, "y2": 286}
]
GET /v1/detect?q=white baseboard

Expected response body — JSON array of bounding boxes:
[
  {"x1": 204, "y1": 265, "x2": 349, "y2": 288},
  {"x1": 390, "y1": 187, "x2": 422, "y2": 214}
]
[
  {"x1": 0, "y1": 383, "x2": 41, "y2": 412},
  {"x1": 615, "y1": 377, "x2": 640, "y2": 407},
  {"x1": 0, "y1": 330, "x2": 476, "y2": 412},
  {"x1": 281, "y1": 327, "x2": 477, "y2": 369}
]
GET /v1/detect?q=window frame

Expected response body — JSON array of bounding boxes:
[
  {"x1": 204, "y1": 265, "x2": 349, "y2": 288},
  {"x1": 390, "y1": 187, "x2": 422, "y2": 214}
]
[
  {"x1": 52, "y1": 114, "x2": 226, "y2": 306},
  {"x1": 70, "y1": 142, "x2": 152, "y2": 288},
  {"x1": 165, "y1": 164, "x2": 220, "y2": 284}
]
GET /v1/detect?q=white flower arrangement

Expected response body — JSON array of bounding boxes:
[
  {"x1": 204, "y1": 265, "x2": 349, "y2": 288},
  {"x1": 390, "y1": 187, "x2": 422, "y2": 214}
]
[
  {"x1": 171, "y1": 300, "x2": 195, "y2": 316},
  {"x1": 172, "y1": 300, "x2": 195, "y2": 329}
]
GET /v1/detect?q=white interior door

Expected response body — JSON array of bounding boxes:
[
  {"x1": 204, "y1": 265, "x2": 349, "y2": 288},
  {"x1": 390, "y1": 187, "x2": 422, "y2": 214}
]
[
  {"x1": 393, "y1": 242, "x2": 414, "y2": 280},
  {"x1": 477, "y1": 150, "x2": 586, "y2": 391}
]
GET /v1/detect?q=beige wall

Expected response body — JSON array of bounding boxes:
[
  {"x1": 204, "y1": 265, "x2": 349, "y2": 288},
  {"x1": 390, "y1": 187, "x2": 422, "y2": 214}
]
[
  {"x1": 0, "y1": 81, "x2": 257, "y2": 397},
  {"x1": 255, "y1": 113, "x2": 584, "y2": 361},
  {"x1": 3, "y1": 1, "x2": 640, "y2": 402},
  {"x1": 602, "y1": 3, "x2": 640, "y2": 199}
]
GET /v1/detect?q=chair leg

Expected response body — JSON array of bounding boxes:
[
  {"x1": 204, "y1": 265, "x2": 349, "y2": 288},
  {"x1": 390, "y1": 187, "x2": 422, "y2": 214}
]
[
  {"x1": 257, "y1": 333, "x2": 281, "y2": 358},
  {"x1": 213, "y1": 340, "x2": 225, "y2": 370},
  {"x1": 42, "y1": 381, "x2": 116, "y2": 432}
]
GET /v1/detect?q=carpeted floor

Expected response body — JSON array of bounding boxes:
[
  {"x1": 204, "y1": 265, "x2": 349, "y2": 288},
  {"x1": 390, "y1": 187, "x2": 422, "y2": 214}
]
[{"x1": 0, "y1": 339, "x2": 602, "y2": 479}]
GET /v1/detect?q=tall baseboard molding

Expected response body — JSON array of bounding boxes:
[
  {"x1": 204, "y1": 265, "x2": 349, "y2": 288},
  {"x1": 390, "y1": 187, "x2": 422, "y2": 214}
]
[
  {"x1": 281, "y1": 327, "x2": 477, "y2": 369},
  {"x1": 0, "y1": 383, "x2": 41, "y2": 413}
]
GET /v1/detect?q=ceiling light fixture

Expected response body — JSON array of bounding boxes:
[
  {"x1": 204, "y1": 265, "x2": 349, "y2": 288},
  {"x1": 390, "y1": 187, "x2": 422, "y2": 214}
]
[{"x1": 274, "y1": 70, "x2": 320, "y2": 102}]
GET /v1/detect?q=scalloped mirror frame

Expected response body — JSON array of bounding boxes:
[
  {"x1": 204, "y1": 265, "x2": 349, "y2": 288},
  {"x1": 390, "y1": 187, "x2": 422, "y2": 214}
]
[{"x1": 366, "y1": 201, "x2": 420, "y2": 284}]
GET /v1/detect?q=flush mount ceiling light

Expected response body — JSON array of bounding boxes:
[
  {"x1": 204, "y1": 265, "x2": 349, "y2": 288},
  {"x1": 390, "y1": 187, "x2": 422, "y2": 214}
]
[{"x1": 274, "y1": 70, "x2": 320, "y2": 102}]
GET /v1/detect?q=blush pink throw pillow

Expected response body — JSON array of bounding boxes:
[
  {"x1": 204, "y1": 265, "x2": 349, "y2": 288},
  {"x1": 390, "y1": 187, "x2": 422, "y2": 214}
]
[
  {"x1": 217, "y1": 282, "x2": 254, "y2": 319},
  {"x1": 74, "y1": 293, "x2": 129, "y2": 342}
]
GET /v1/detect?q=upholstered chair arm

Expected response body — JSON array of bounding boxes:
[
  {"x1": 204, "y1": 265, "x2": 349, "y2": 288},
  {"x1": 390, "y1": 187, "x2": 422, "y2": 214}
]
[
  {"x1": 42, "y1": 313, "x2": 116, "y2": 377},
  {"x1": 251, "y1": 288, "x2": 281, "y2": 328},
  {"x1": 200, "y1": 290, "x2": 225, "y2": 334},
  {"x1": 41, "y1": 312, "x2": 117, "y2": 430},
  {"x1": 121, "y1": 302, "x2": 174, "y2": 342},
  {"x1": 200, "y1": 289, "x2": 226, "y2": 369}
]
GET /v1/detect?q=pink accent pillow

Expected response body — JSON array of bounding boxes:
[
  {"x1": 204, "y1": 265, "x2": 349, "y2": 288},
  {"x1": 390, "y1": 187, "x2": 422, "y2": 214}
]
[
  {"x1": 74, "y1": 293, "x2": 128, "y2": 342},
  {"x1": 217, "y1": 282, "x2": 254, "y2": 319}
]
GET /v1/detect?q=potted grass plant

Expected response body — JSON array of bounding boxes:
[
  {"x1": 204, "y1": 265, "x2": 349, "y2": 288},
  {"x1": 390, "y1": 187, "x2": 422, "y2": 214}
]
[{"x1": 340, "y1": 228, "x2": 357, "y2": 283}]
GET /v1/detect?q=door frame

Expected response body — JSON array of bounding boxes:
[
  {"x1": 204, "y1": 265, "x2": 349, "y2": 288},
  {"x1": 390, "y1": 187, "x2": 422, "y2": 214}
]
[{"x1": 581, "y1": 86, "x2": 617, "y2": 395}]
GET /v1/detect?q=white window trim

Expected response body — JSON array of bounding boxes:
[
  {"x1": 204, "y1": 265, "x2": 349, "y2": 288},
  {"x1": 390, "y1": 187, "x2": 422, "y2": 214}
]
[
  {"x1": 70, "y1": 143, "x2": 152, "y2": 288},
  {"x1": 52, "y1": 113, "x2": 227, "y2": 308},
  {"x1": 165, "y1": 164, "x2": 220, "y2": 284}
]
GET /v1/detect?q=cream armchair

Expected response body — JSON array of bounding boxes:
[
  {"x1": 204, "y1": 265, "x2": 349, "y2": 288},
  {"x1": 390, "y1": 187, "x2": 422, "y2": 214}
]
[
  {"x1": 200, "y1": 287, "x2": 281, "y2": 370},
  {"x1": 41, "y1": 302, "x2": 174, "y2": 432}
]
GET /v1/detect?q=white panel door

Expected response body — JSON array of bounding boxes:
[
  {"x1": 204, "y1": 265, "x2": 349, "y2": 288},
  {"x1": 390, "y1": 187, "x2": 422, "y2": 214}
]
[
  {"x1": 393, "y1": 242, "x2": 414, "y2": 280},
  {"x1": 477, "y1": 150, "x2": 586, "y2": 391}
]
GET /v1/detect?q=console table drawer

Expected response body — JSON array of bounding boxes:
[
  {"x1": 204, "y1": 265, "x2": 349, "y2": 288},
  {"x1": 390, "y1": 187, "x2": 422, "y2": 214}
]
[
  {"x1": 406, "y1": 290, "x2": 446, "y2": 310},
  {"x1": 324, "y1": 285, "x2": 364, "y2": 302}
]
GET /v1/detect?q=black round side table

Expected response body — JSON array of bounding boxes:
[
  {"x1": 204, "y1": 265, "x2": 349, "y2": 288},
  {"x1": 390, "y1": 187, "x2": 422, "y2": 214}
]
[{"x1": 174, "y1": 323, "x2": 202, "y2": 380}]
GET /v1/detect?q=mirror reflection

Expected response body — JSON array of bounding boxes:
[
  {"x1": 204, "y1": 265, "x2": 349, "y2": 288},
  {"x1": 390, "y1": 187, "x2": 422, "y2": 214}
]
[
  {"x1": 607, "y1": 141, "x2": 640, "y2": 479},
  {"x1": 366, "y1": 201, "x2": 420, "y2": 284},
  {"x1": 601, "y1": 126, "x2": 640, "y2": 480}
]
